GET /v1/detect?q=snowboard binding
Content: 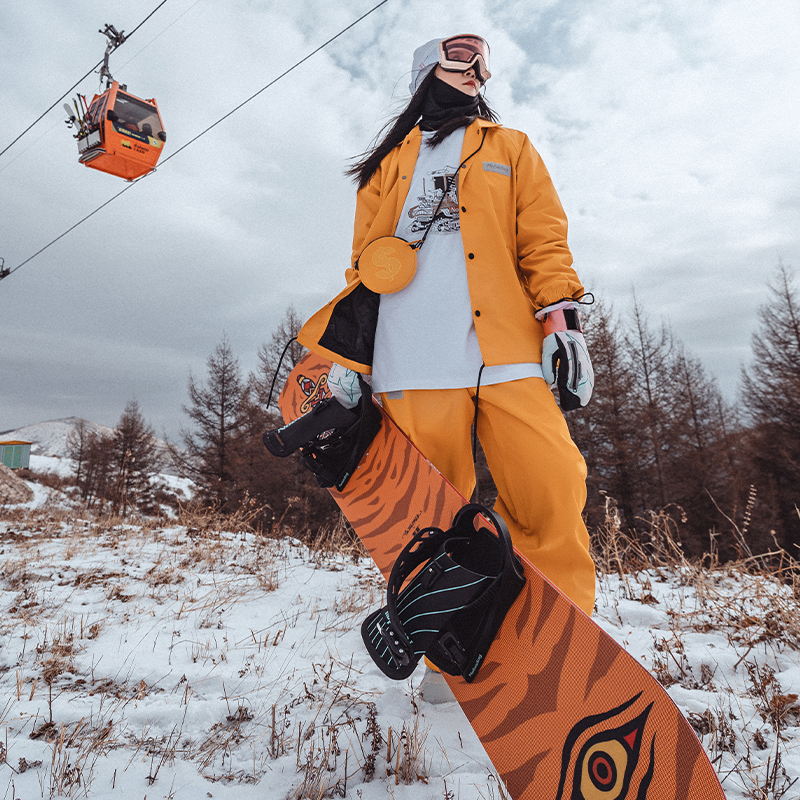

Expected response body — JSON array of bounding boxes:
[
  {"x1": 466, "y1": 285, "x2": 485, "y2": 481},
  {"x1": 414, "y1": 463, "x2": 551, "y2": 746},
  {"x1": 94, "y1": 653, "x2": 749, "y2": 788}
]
[
  {"x1": 262, "y1": 375, "x2": 382, "y2": 491},
  {"x1": 362, "y1": 504, "x2": 526, "y2": 682}
]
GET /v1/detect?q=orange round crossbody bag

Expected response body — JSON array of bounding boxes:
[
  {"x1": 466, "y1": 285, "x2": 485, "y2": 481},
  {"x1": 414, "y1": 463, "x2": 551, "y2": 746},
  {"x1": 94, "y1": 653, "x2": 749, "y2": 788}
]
[{"x1": 355, "y1": 130, "x2": 488, "y2": 294}]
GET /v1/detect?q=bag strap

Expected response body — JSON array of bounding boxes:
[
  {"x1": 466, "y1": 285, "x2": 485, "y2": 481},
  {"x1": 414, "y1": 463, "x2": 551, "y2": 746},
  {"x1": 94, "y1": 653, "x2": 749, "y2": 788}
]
[{"x1": 412, "y1": 128, "x2": 488, "y2": 253}]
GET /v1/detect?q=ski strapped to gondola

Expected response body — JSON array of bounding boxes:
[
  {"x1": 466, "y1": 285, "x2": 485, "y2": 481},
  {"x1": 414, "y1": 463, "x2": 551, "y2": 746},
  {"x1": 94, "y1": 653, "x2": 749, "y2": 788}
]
[{"x1": 362, "y1": 504, "x2": 526, "y2": 682}]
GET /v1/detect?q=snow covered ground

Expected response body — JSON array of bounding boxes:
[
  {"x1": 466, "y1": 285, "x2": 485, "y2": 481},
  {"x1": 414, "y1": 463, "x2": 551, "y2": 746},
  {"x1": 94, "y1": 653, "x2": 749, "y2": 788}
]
[
  {"x1": 0, "y1": 493, "x2": 798, "y2": 799},
  {"x1": 23, "y1": 453, "x2": 195, "y2": 511},
  {"x1": 28, "y1": 456, "x2": 74, "y2": 479}
]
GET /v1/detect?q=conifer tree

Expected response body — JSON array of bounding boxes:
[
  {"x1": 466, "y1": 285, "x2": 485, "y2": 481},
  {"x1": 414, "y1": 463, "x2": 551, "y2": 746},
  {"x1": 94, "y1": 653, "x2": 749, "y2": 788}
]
[
  {"x1": 178, "y1": 335, "x2": 247, "y2": 508},
  {"x1": 244, "y1": 308, "x2": 338, "y2": 532},
  {"x1": 625, "y1": 297, "x2": 674, "y2": 513},
  {"x1": 109, "y1": 401, "x2": 162, "y2": 515},
  {"x1": 66, "y1": 419, "x2": 91, "y2": 489},
  {"x1": 566, "y1": 300, "x2": 640, "y2": 530},
  {"x1": 664, "y1": 347, "x2": 741, "y2": 556},
  {"x1": 252, "y1": 306, "x2": 307, "y2": 407},
  {"x1": 569, "y1": 296, "x2": 743, "y2": 556},
  {"x1": 740, "y1": 263, "x2": 800, "y2": 550},
  {"x1": 78, "y1": 431, "x2": 114, "y2": 507}
]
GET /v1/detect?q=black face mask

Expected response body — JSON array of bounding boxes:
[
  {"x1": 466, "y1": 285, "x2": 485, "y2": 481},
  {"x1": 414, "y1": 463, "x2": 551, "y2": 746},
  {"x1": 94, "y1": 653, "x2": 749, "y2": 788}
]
[{"x1": 420, "y1": 76, "x2": 480, "y2": 131}]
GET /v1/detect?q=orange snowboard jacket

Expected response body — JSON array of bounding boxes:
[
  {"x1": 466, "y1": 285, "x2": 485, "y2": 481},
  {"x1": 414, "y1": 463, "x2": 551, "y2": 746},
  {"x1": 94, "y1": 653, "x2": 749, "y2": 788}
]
[{"x1": 297, "y1": 118, "x2": 585, "y2": 374}]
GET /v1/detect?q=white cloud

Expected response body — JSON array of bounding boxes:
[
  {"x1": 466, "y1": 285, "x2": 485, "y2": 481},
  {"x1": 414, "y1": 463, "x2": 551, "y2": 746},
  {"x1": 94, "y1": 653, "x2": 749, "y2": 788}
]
[{"x1": 1, "y1": 0, "x2": 799, "y2": 433}]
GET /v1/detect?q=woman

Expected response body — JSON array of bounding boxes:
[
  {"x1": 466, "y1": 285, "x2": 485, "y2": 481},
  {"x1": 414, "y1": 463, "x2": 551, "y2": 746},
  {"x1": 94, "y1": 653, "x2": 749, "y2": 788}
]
[{"x1": 298, "y1": 35, "x2": 596, "y2": 618}]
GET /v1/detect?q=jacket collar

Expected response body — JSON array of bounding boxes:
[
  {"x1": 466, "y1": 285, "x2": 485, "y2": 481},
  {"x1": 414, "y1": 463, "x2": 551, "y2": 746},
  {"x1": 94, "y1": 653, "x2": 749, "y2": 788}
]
[
  {"x1": 405, "y1": 117, "x2": 500, "y2": 142},
  {"x1": 397, "y1": 118, "x2": 500, "y2": 194},
  {"x1": 472, "y1": 117, "x2": 501, "y2": 130}
]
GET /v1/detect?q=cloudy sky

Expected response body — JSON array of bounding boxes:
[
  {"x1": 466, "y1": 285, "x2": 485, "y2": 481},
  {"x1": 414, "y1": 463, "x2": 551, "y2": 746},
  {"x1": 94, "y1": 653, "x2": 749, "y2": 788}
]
[{"x1": 1, "y1": 0, "x2": 798, "y2": 441}]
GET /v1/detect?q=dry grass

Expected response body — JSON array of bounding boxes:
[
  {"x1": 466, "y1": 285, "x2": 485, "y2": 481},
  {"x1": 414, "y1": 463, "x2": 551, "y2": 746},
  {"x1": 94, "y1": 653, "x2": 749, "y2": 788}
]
[
  {"x1": 0, "y1": 503, "x2": 435, "y2": 799},
  {"x1": 592, "y1": 495, "x2": 800, "y2": 799},
  {"x1": 4, "y1": 492, "x2": 799, "y2": 798}
]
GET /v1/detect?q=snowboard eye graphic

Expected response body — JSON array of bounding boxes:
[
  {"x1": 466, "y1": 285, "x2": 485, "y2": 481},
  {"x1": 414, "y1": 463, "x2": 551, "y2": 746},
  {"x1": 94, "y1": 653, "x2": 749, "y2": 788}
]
[
  {"x1": 557, "y1": 696, "x2": 654, "y2": 800},
  {"x1": 578, "y1": 740, "x2": 628, "y2": 799}
]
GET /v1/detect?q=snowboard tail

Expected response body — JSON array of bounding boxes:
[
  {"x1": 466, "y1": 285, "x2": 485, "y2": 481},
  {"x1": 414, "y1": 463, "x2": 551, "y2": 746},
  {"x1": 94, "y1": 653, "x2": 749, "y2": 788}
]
[{"x1": 278, "y1": 352, "x2": 726, "y2": 800}]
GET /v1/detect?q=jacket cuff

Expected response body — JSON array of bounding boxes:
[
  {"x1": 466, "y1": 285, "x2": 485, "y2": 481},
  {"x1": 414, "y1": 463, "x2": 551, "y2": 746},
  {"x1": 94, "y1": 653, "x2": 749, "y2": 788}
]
[{"x1": 534, "y1": 282, "x2": 584, "y2": 312}]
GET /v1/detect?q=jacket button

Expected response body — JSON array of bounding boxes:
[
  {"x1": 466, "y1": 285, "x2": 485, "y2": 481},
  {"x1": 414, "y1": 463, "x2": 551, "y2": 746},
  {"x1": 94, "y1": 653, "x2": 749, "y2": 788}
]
[
  {"x1": 475, "y1": 310, "x2": 481, "y2": 317},
  {"x1": 468, "y1": 253, "x2": 475, "y2": 259},
  {"x1": 461, "y1": 206, "x2": 466, "y2": 212},
  {"x1": 402, "y1": 175, "x2": 407, "y2": 180}
]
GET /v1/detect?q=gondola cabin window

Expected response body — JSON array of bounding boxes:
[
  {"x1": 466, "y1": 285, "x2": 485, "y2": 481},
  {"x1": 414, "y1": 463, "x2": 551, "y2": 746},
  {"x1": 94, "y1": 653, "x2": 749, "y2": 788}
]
[{"x1": 110, "y1": 92, "x2": 166, "y2": 144}]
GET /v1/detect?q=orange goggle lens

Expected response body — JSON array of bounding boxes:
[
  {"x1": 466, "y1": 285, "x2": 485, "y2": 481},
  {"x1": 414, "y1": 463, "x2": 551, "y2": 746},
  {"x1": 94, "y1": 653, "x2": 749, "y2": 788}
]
[{"x1": 439, "y1": 35, "x2": 491, "y2": 81}]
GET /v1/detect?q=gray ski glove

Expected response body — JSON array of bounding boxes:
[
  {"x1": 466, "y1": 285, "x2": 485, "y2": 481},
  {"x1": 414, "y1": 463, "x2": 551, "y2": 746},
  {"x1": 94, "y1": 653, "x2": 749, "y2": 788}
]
[
  {"x1": 328, "y1": 363, "x2": 363, "y2": 409},
  {"x1": 535, "y1": 300, "x2": 594, "y2": 411}
]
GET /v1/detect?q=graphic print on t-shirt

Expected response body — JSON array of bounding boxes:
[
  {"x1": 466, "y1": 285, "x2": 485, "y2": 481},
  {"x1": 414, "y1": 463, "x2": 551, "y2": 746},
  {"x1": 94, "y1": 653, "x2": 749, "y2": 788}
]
[{"x1": 404, "y1": 167, "x2": 460, "y2": 236}]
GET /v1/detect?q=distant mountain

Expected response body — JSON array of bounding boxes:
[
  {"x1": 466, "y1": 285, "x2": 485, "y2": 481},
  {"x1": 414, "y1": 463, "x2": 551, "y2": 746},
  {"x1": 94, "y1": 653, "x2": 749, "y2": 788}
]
[
  {"x1": 0, "y1": 417, "x2": 115, "y2": 458},
  {"x1": 0, "y1": 418, "x2": 180, "y2": 475}
]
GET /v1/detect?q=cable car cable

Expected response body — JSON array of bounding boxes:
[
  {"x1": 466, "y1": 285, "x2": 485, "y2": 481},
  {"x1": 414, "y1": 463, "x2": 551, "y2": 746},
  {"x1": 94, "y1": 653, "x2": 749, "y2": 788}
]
[
  {"x1": 4, "y1": 181, "x2": 143, "y2": 281},
  {"x1": 0, "y1": 117, "x2": 64, "y2": 176},
  {"x1": 116, "y1": 0, "x2": 203, "y2": 74},
  {"x1": 160, "y1": 0, "x2": 390, "y2": 168},
  {"x1": 0, "y1": 0, "x2": 169, "y2": 161},
  {"x1": 1, "y1": 0, "x2": 390, "y2": 283}
]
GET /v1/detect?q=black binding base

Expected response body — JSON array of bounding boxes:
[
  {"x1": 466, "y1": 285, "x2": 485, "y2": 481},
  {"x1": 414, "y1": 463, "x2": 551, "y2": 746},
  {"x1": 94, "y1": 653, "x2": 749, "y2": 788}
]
[
  {"x1": 262, "y1": 375, "x2": 382, "y2": 492},
  {"x1": 263, "y1": 398, "x2": 358, "y2": 457}
]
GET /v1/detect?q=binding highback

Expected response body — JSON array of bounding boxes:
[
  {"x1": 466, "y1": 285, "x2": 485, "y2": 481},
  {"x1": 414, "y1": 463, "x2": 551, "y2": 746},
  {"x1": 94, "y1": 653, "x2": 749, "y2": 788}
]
[{"x1": 362, "y1": 504, "x2": 526, "y2": 682}]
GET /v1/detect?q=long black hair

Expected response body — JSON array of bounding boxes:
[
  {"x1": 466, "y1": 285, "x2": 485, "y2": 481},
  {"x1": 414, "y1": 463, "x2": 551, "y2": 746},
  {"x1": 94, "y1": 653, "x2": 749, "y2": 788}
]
[{"x1": 346, "y1": 68, "x2": 499, "y2": 190}]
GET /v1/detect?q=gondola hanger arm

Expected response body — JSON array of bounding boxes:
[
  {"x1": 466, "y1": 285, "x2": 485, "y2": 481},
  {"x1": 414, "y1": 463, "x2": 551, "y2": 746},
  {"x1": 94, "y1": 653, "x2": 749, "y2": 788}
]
[{"x1": 99, "y1": 24, "x2": 128, "y2": 88}]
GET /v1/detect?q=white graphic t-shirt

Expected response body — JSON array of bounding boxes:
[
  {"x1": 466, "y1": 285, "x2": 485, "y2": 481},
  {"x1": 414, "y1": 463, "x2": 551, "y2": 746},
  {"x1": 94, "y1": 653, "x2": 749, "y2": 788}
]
[{"x1": 371, "y1": 129, "x2": 542, "y2": 394}]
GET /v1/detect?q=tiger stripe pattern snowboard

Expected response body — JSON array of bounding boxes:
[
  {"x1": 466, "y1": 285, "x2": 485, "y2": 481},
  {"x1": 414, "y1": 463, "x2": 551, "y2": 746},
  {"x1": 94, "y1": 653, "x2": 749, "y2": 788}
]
[{"x1": 279, "y1": 352, "x2": 726, "y2": 800}]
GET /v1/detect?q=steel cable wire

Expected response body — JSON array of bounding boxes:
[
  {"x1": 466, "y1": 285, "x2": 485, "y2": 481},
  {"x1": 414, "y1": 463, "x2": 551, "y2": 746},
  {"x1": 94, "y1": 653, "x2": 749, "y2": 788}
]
[
  {"x1": 0, "y1": 0, "x2": 169, "y2": 160},
  {"x1": 2, "y1": 0, "x2": 390, "y2": 282}
]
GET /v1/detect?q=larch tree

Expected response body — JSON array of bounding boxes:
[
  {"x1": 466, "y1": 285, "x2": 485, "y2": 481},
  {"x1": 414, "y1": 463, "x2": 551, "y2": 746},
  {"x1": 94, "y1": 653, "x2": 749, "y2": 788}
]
[
  {"x1": 664, "y1": 346, "x2": 741, "y2": 556},
  {"x1": 178, "y1": 334, "x2": 248, "y2": 508},
  {"x1": 624, "y1": 297, "x2": 674, "y2": 513},
  {"x1": 566, "y1": 300, "x2": 640, "y2": 531},
  {"x1": 252, "y1": 306, "x2": 307, "y2": 408},
  {"x1": 740, "y1": 263, "x2": 800, "y2": 551},
  {"x1": 109, "y1": 401, "x2": 162, "y2": 516},
  {"x1": 66, "y1": 419, "x2": 91, "y2": 489}
]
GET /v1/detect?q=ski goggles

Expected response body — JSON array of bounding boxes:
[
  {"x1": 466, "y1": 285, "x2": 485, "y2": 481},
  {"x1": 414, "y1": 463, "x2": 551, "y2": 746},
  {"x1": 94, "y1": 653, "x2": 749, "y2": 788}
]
[{"x1": 438, "y1": 35, "x2": 491, "y2": 82}]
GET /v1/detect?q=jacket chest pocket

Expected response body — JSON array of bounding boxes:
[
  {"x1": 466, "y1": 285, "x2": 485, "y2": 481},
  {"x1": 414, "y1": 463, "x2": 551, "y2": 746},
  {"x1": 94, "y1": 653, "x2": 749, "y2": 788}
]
[{"x1": 470, "y1": 163, "x2": 515, "y2": 242}]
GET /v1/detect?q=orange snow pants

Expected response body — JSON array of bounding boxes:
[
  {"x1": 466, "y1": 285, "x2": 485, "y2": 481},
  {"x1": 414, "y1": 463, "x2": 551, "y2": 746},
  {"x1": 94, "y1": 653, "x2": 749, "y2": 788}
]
[{"x1": 380, "y1": 377, "x2": 596, "y2": 617}]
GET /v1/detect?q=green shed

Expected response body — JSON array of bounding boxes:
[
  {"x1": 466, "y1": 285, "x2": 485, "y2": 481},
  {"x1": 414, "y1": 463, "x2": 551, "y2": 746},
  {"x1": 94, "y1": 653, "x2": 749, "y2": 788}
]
[{"x1": 0, "y1": 441, "x2": 32, "y2": 470}]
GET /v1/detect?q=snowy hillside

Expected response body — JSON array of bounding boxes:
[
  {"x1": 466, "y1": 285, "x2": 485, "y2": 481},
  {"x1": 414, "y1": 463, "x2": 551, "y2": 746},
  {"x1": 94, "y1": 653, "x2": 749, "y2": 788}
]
[
  {"x1": 0, "y1": 418, "x2": 115, "y2": 458},
  {"x1": 2, "y1": 417, "x2": 182, "y2": 479},
  {"x1": 0, "y1": 489, "x2": 798, "y2": 798}
]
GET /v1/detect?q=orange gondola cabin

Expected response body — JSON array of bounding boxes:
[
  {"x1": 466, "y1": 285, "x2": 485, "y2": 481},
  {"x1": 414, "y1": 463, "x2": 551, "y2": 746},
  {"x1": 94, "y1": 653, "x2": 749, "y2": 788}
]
[{"x1": 76, "y1": 82, "x2": 166, "y2": 181}]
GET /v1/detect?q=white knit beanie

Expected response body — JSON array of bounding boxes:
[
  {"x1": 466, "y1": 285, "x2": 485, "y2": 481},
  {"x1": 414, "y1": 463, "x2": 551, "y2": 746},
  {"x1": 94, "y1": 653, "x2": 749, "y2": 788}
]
[{"x1": 408, "y1": 38, "x2": 443, "y2": 95}]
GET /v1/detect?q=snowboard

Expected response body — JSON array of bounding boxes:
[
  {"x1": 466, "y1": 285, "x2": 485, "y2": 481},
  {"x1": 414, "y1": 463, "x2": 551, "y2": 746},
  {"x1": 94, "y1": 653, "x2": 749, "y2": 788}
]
[{"x1": 279, "y1": 352, "x2": 727, "y2": 800}]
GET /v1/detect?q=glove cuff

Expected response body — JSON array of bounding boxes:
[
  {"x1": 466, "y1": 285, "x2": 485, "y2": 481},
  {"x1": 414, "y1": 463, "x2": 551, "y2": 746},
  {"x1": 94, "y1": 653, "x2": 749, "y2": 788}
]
[{"x1": 535, "y1": 300, "x2": 583, "y2": 336}]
